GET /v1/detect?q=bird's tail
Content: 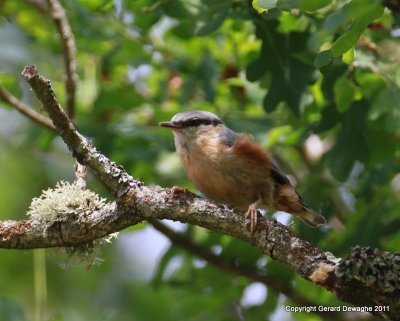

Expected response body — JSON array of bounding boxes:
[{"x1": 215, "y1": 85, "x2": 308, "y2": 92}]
[
  {"x1": 296, "y1": 206, "x2": 326, "y2": 228},
  {"x1": 272, "y1": 182, "x2": 326, "y2": 227}
]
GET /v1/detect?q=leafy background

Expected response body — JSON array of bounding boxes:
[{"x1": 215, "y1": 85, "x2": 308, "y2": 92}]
[{"x1": 0, "y1": 0, "x2": 399, "y2": 320}]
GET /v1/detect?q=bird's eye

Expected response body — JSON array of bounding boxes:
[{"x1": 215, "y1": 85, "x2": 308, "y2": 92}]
[
  {"x1": 188, "y1": 118, "x2": 202, "y2": 127},
  {"x1": 182, "y1": 117, "x2": 214, "y2": 127}
]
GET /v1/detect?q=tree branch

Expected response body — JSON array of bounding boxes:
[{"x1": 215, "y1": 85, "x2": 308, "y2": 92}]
[
  {"x1": 47, "y1": 0, "x2": 78, "y2": 119},
  {"x1": 21, "y1": 65, "x2": 137, "y2": 198},
  {"x1": 2, "y1": 65, "x2": 396, "y2": 320},
  {"x1": 0, "y1": 85, "x2": 56, "y2": 131}
]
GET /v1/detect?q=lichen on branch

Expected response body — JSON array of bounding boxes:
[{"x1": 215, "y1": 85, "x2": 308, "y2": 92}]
[{"x1": 27, "y1": 181, "x2": 106, "y2": 224}]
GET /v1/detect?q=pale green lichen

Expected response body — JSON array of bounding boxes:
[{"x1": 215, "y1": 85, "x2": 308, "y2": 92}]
[
  {"x1": 325, "y1": 251, "x2": 342, "y2": 264},
  {"x1": 336, "y1": 246, "x2": 400, "y2": 293},
  {"x1": 27, "y1": 181, "x2": 118, "y2": 268},
  {"x1": 27, "y1": 181, "x2": 106, "y2": 223},
  {"x1": 61, "y1": 232, "x2": 119, "y2": 269}
]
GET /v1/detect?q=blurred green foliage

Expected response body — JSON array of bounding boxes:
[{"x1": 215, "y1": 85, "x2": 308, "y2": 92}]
[{"x1": 0, "y1": 0, "x2": 399, "y2": 320}]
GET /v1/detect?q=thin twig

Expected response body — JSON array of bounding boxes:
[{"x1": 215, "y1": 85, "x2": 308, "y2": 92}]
[
  {"x1": 74, "y1": 162, "x2": 87, "y2": 189},
  {"x1": 0, "y1": 85, "x2": 55, "y2": 131},
  {"x1": 47, "y1": 0, "x2": 78, "y2": 120}
]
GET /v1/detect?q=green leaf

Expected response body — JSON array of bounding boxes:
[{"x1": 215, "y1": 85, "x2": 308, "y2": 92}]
[
  {"x1": 197, "y1": 52, "x2": 218, "y2": 101},
  {"x1": 369, "y1": 86, "x2": 400, "y2": 132},
  {"x1": 331, "y1": 0, "x2": 384, "y2": 57},
  {"x1": 252, "y1": 0, "x2": 299, "y2": 11},
  {"x1": 195, "y1": 1, "x2": 232, "y2": 36},
  {"x1": 342, "y1": 47, "x2": 355, "y2": 64},
  {"x1": 300, "y1": 0, "x2": 331, "y2": 11},
  {"x1": 248, "y1": 21, "x2": 317, "y2": 114},
  {"x1": 163, "y1": 0, "x2": 233, "y2": 36},
  {"x1": 162, "y1": 1, "x2": 199, "y2": 19},
  {"x1": 334, "y1": 76, "x2": 355, "y2": 113},
  {"x1": 328, "y1": 101, "x2": 370, "y2": 181},
  {"x1": 94, "y1": 84, "x2": 142, "y2": 112},
  {"x1": 320, "y1": 63, "x2": 348, "y2": 101},
  {"x1": 323, "y1": 10, "x2": 348, "y2": 31},
  {"x1": 365, "y1": 129, "x2": 396, "y2": 164},
  {"x1": 252, "y1": 0, "x2": 278, "y2": 11},
  {"x1": 196, "y1": 10, "x2": 228, "y2": 36},
  {"x1": 276, "y1": 0, "x2": 300, "y2": 10},
  {"x1": 151, "y1": 245, "x2": 182, "y2": 288},
  {"x1": 331, "y1": 23, "x2": 363, "y2": 58},
  {"x1": 314, "y1": 50, "x2": 332, "y2": 68},
  {"x1": 246, "y1": 52, "x2": 269, "y2": 82},
  {"x1": 355, "y1": 71, "x2": 386, "y2": 101},
  {"x1": 313, "y1": 104, "x2": 341, "y2": 132}
]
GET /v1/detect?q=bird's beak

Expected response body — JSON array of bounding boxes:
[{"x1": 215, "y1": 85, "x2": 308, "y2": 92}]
[{"x1": 159, "y1": 121, "x2": 181, "y2": 129}]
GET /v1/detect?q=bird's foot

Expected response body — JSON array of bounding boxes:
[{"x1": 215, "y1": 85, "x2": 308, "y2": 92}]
[
  {"x1": 118, "y1": 187, "x2": 136, "y2": 204},
  {"x1": 167, "y1": 186, "x2": 197, "y2": 201},
  {"x1": 245, "y1": 203, "x2": 258, "y2": 233},
  {"x1": 170, "y1": 186, "x2": 190, "y2": 194}
]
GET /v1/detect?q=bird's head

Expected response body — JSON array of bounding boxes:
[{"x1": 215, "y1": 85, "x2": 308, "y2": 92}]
[{"x1": 160, "y1": 110, "x2": 224, "y2": 141}]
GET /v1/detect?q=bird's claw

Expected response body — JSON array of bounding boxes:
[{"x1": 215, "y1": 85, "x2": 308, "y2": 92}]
[
  {"x1": 118, "y1": 187, "x2": 136, "y2": 204},
  {"x1": 167, "y1": 186, "x2": 197, "y2": 201},
  {"x1": 170, "y1": 186, "x2": 190, "y2": 194},
  {"x1": 245, "y1": 205, "x2": 258, "y2": 233}
]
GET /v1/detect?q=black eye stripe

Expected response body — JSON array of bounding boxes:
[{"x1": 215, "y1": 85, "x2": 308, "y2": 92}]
[
  {"x1": 179, "y1": 118, "x2": 222, "y2": 128},
  {"x1": 188, "y1": 118, "x2": 204, "y2": 126}
]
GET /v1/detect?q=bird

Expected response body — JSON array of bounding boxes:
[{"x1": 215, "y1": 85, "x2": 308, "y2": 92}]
[{"x1": 160, "y1": 110, "x2": 326, "y2": 232}]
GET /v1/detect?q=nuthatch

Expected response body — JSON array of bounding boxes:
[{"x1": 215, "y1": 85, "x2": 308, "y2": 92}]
[{"x1": 160, "y1": 110, "x2": 326, "y2": 232}]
